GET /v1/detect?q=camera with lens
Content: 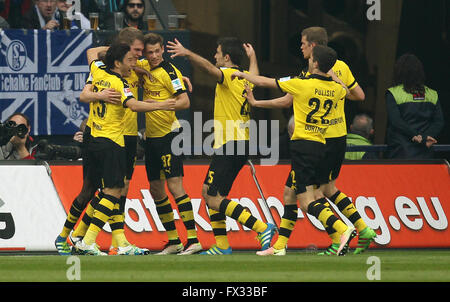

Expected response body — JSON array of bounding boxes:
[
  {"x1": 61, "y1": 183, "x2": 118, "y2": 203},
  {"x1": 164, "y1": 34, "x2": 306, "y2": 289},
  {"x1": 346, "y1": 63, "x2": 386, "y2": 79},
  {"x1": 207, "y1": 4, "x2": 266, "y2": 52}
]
[
  {"x1": 35, "y1": 139, "x2": 82, "y2": 161},
  {"x1": 0, "y1": 120, "x2": 28, "y2": 146}
]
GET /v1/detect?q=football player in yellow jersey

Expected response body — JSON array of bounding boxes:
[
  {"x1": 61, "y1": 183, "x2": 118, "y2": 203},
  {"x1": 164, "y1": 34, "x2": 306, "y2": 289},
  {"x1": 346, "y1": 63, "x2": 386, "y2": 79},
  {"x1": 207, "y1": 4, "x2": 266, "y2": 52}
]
[
  {"x1": 134, "y1": 33, "x2": 202, "y2": 255},
  {"x1": 232, "y1": 45, "x2": 357, "y2": 256},
  {"x1": 72, "y1": 42, "x2": 175, "y2": 255},
  {"x1": 167, "y1": 37, "x2": 277, "y2": 255},
  {"x1": 61, "y1": 28, "x2": 152, "y2": 255},
  {"x1": 55, "y1": 28, "x2": 143, "y2": 255},
  {"x1": 298, "y1": 27, "x2": 376, "y2": 255}
]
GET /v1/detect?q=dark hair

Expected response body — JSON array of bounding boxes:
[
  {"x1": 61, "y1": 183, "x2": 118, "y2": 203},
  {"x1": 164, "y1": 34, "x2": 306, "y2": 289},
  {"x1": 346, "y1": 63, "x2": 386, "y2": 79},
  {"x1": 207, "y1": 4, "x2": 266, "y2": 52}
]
[
  {"x1": 393, "y1": 53, "x2": 425, "y2": 94},
  {"x1": 104, "y1": 42, "x2": 130, "y2": 69},
  {"x1": 301, "y1": 27, "x2": 328, "y2": 46},
  {"x1": 8, "y1": 112, "x2": 30, "y2": 127},
  {"x1": 118, "y1": 27, "x2": 145, "y2": 45},
  {"x1": 122, "y1": 0, "x2": 145, "y2": 12},
  {"x1": 144, "y1": 33, "x2": 164, "y2": 47},
  {"x1": 217, "y1": 37, "x2": 245, "y2": 66},
  {"x1": 311, "y1": 45, "x2": 337, "y2": 73}
]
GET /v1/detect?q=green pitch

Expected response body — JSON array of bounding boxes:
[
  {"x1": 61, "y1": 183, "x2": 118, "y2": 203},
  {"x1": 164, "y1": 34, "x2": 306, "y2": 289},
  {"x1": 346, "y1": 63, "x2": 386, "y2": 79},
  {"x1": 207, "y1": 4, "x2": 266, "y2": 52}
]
[{"x1": 1, "y1": 250, "x2": 450, "y2": 282}]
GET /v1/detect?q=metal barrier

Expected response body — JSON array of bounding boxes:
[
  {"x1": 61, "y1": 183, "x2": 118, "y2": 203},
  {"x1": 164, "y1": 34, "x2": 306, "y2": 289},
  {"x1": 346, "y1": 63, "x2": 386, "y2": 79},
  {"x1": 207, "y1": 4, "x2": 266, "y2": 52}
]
[{"x1": 345, "y1": 144, "x2": 450, "y2": 152}]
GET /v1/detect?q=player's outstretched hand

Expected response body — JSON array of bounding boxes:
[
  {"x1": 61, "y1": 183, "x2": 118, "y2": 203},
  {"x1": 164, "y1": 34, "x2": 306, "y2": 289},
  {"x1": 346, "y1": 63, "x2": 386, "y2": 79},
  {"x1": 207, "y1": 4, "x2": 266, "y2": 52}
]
[
  {"x1": 231, "y1": 71, "x2": 245, "y2": 81},
  {"x1": 99, "y1": 88, "x2": 122, "y2": 104},
  {"x1": 183, "y1": 76, "x2": 193, "y2": 93},
  {"x1": 244, "y1": 84, "x2": 256, "y2": 106},
  {"x1": 167, "y1": 38, "x2": 187, "y2": 59}
]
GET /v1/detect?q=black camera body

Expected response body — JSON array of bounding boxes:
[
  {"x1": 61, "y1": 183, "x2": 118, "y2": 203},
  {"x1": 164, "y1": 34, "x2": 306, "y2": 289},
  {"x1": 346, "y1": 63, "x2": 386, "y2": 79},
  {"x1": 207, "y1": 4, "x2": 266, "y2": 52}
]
[
  {"x1": 0, "y1": 120, "x2": 28, "y2": 146},
  {"x1": 35, "y1": 139, "x2": 82, "y2": 161}
]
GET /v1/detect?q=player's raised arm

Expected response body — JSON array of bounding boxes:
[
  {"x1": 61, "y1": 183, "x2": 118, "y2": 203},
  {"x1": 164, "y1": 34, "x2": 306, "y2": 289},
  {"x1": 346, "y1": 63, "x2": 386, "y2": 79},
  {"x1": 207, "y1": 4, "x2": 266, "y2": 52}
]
[
  {"x1": 245, "y1": 85, "x2": 293, "y2": 108},
  {"x1": 86, "y1": 46, "x2": 110, "y2": 66},
  {"x1": 243, "y1": 43, "x2": 259, "y2": 76},
  {"x1": 167, "y1": 38, "x2": 223, "y2": 82},
  {"x1": 231, "y1": 71, "x2": 278, "y2": 89}
]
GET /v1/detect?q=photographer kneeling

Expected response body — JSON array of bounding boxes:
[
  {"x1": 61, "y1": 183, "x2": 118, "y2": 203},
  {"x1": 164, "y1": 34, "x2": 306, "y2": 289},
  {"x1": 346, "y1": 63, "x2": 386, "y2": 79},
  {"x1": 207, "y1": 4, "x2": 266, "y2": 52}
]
[{"x1": 0, "y1": 113, "x2": 36, "y2": 160}]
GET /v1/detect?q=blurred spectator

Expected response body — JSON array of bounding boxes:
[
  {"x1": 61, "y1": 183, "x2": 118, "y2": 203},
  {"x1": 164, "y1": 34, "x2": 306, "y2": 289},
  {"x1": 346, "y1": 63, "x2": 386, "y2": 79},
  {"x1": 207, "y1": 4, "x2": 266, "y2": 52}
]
[
  {"x1": 345, "y1": 113, "x2": 378, "y2": 160},
  {"x1": 385, "y1": 53, "x2": 444, "y2": 159},
  {"x1": 122, "y1": 0, "x2": 147, "y2": 30},
  {"x1": 21, "y1": 0, "x2": 63, "y2": 30},
  {"x1": 0, "y1": 113, "x2": 36, "y2": 160},
  {"x1": 56, "y1": 0, "x2": 90, "y2": 29},
  {"x1": 0, "y1": 0, "x2": 33, "y2": 28},
  {"x1": 103, "y1": 0, "x2": 147, "y2": 30}
]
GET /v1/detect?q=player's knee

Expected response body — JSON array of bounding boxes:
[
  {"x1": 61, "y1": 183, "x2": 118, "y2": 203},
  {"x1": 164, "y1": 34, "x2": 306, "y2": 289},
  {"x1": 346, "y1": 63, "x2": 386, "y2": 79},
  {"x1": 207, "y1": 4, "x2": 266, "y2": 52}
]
[
  {"x1": 167, "y1": 178, "x2": 185, "y2": 197},
  {"x1": 205, "y1": 197, "x2": 221, "y2": 212},
  {"x1": 201, "y1": 184, "x2": 209, "y2": 200},
  {"x1": 283, "y1": 187, "x2": 297, "y2": 205},
  {"x1": 150, "y1": 183, "x2": 166, "y2": 200}
]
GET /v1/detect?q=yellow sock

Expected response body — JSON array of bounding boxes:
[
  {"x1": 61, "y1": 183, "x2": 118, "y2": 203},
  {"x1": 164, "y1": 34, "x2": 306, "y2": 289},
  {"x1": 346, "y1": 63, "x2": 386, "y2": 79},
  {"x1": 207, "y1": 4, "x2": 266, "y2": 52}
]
[
  {"x1": 208, "y1": 208, "x2": 229, "y2": 249},
  {"x1": 155, "y1": 196, "x2": 180, "y2": 244},
  {"x1": 109, "y1": 201, "x2": 129, "y2": 247},
  {"x1": 332, "y1": 191, "x2": 367, "y2": 233},
  {"x1": 60, "y1": 202, "x2": 82, "y2": 238},
  {"x1": 72, "y1": 202, "x2": 95, "y2": 238},
  {"x1": 220, "y1": 199, "x2": 266, "y2": 233},
  {"x1": 308, "y1": 199, "x2": 347, "y2": 235},
  {"x1": 176, "y1": 194, "x2": 198, "y2": 242},
  {"x1": 273, "y1": 204, "x2": 297, "y2": 250},
  {"x1": 112, "y1": 230, "x2": 129, "y2": 247},
  {"x1": 83, "y1": 196, "x2": 116, "y2": 245}
]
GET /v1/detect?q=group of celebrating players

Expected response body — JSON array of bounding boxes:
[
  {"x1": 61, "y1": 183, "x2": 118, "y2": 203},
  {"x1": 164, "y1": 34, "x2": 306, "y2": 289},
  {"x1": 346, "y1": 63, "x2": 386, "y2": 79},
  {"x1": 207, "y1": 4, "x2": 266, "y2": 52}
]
[{"x1": 54, "y1": 25, "x2": 376, "y2": 256}]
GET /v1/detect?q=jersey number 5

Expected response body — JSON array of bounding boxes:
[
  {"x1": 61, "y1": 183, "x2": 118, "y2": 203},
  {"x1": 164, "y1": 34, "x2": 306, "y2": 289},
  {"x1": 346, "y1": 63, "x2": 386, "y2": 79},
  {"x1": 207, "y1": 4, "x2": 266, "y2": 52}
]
[{"x1": 93, "y1": 86, "x2": 107, "y2": 119}]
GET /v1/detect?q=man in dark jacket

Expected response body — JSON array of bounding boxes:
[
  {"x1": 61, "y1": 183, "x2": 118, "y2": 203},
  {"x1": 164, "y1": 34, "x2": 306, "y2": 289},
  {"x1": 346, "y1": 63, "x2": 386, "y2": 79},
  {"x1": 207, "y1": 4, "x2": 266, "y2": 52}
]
[{"x1": 21, "y1": 0, "x2": 62, "y2": 30}]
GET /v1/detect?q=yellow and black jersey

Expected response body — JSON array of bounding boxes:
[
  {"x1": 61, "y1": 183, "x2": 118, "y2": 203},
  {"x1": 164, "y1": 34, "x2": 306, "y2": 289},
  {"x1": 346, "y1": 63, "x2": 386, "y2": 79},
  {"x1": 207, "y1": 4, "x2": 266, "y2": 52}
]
[
  {"x1": 276, "y1": 74, "x2": 346, "y2": 144},
  {"x1": 299, "y1": 59, "x2": 358, "y2": 138},
  {"x1": 85, "y1": 60, "x2": 106, "y2": 130},
  {"x1": 86, "y1": 61, "x2": 134, "y2": 147},
  {"x1": 213, "y1": 67, "x2": 254, "y2": 149},
  {"x1": 122, "y1": 68, "x2": 140, "y2": 136},
  {"x1": 86, "y1": 60, "x2": 139, "y2": 137},
  {"x1": 137, "y1": 59, "x2": 187, "y2": 138}
]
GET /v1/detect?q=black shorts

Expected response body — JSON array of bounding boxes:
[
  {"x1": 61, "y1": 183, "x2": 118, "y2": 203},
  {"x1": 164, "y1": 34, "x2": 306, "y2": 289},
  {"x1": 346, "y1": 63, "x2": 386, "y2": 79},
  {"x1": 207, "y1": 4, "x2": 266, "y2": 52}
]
[
  {"x1": 86, "y1": 137, "x2": 126, "y2": 189},
  {"x1": 285, "y1": 139, "x2": 325, "y2": 194},
  {"x1": 124, "y1": 135, "x2": 137, "y2": 180},
  {"x1": 317, "y1": 136, "x2": 346, "y2": 184},
  {"x1": 203, "y1": 140, "x2": 249, "y2": 197},
  {"x1": 144, "y1": 131, "x2": 184, "y2": 182}
]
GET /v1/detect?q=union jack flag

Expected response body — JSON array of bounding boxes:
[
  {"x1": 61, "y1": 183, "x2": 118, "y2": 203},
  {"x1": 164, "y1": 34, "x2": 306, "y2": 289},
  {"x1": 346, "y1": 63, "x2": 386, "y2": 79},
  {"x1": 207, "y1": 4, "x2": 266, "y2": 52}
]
[{"x1": 0, "y1": 29, "x2": 92, "y2": 135}]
